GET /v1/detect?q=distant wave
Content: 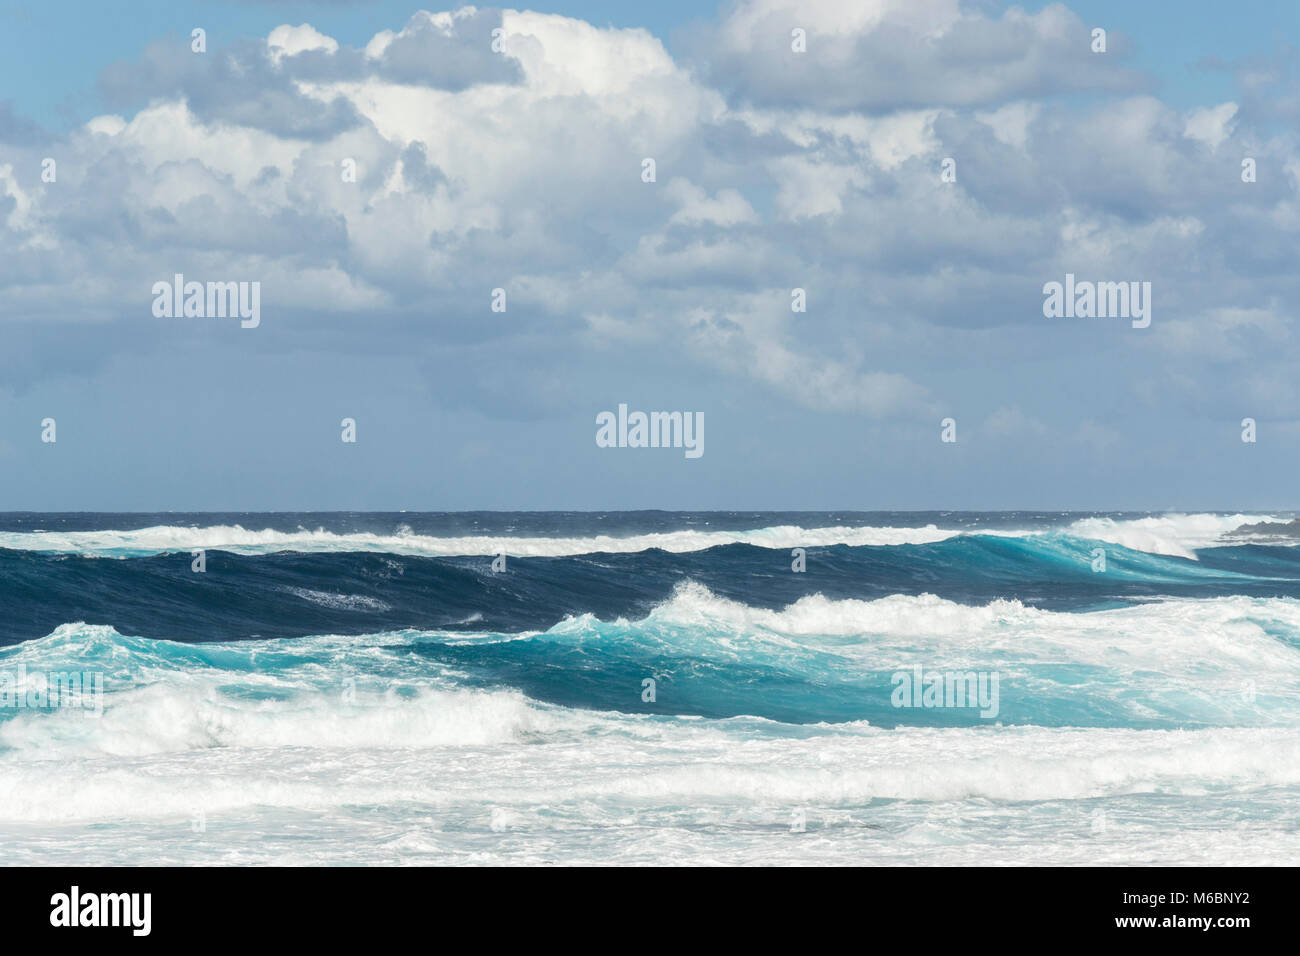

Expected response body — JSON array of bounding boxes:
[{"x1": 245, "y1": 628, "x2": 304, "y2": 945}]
[
  {"x1": 0, "y1": 522, "x2": 959, "y2": 557},
  {"x1": 0, "y1": 512, "x2": 1288, "y2": 559}
]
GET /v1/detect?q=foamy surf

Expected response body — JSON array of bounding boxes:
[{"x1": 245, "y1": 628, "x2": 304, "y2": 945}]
[{"x1": 2, "y1": 716, "x2": 1297, "y2": 866}]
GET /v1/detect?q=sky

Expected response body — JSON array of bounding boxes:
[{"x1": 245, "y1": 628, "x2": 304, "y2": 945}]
[{"x1": 0, "y1": 0, "x2": 1297, "y2": 511}]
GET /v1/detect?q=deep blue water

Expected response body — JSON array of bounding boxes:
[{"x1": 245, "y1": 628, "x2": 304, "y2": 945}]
[{"x1": 2, "y1": 511, "x2": 1298, "y2": 646}]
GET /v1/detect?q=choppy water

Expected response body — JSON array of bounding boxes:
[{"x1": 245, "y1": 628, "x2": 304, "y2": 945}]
[{"x1": 2, "y1": 511, "x2": 1297, "y2": 864}]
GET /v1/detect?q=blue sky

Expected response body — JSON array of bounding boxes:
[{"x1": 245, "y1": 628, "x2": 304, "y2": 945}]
[{"x1": 0, "y1": 1, "x2": 1297, "y2": 510}]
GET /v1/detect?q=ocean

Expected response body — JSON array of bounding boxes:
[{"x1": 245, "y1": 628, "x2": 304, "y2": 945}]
[{"x1": 2, "y1": 511, "x2": 1298, "y2": 865}]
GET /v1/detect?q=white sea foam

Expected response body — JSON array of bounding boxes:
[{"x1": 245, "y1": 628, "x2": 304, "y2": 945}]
[
  {"x1": 283, "y1": 587, "x2": 392, "y2": 612},
  {"x1": 0, "y1": 681, "x2": 556, "y2": 758},
  {"x1": 1, "y1": 718, "x2": 1298, "y2": 868}
]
